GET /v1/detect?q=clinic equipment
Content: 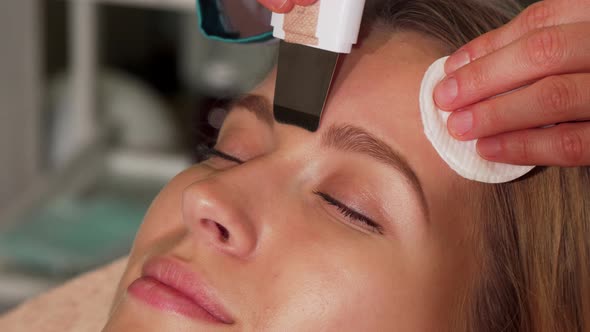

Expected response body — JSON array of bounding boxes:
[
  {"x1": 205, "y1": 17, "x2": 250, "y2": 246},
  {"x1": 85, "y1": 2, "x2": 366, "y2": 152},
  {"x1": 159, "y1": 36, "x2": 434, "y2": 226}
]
[{"x1": 271, "y1": 0, "x2": 367, "y2": 131}]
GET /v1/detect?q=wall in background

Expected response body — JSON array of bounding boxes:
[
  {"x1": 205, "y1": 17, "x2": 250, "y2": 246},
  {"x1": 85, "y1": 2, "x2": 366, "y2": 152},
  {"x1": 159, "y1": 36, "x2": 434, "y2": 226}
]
[{"x1": 0, "y1": 0, "x2": 41, "y2": 218}]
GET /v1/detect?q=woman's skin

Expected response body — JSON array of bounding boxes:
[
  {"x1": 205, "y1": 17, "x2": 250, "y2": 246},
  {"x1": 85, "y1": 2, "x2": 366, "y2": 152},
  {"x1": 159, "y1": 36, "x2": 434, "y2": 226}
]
[
  {"x1": 260, "y1": 0, "x2": 590, "y2": 167},
  {"x1": 103, "y1": 30, "x2": 479, "y2": 332}
]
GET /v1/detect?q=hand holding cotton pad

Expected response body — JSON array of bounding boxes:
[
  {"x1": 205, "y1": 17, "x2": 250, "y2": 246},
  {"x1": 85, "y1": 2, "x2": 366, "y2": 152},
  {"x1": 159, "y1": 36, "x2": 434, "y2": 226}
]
[{"x1": 420, "y1": 56, "x2": 535, "y2": 183}]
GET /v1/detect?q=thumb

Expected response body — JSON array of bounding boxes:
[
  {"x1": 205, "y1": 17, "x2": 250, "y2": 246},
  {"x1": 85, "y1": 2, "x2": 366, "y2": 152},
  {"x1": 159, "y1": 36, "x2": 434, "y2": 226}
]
[
  {"x1": 257, "y1": 0, "x2": 295, "y2": 13},
  {"x1": 293, "y1": 0, "x2": 318, "y2": 5}
]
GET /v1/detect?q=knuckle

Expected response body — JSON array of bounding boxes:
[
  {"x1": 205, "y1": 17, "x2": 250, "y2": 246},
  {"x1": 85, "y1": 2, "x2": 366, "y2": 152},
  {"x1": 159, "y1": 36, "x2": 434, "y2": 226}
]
[
  {"x1": 538, "y1": 76, "x2": 575, "y2": 117},
  {"x1": 480, "y1": 101, "x2": 505, "y2": 130},
  {"x1": 465, "y1": 65, "x2": 489, "y2": 92},
  {"x1": 512, "y1": 131, "x2": 532, "y2": 162},
  {"x1": 522, "y1": 1, "x2": 555, "y2": 32},
  {"x1": 525, "y1": 27, "x2": 567, "y2": 68},
  {"x1": 558, "y1": 128, "x2": 584, "y2": 165},
  {"x1": 473, "y1": 34, "x2": 496, "y2": 58}
]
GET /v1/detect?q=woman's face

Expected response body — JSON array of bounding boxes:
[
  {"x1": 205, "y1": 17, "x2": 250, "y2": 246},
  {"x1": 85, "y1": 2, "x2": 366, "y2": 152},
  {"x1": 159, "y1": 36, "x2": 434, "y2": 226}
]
[{"x1": 104, "y1": 31, "x2": 478, "y2": 332}]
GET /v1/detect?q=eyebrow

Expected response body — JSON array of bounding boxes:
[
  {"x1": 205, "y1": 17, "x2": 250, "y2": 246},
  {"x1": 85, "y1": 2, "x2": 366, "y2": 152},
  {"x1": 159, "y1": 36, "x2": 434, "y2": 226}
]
[
  {"x1": 321, "y1": 124, "x2": 429, "y2": 219},
  {"x1": 230, "y1": 94, "x2": 430, "y2": 218},
  {"x1": 230, "y1": 94, "x2": 275, "y2": 127}
]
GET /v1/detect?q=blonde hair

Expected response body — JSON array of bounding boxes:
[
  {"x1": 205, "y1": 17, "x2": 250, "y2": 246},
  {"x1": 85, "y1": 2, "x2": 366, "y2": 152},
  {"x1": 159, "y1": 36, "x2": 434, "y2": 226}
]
[
  {"x1": 475, "y1": 167, "x2": 590, "y2": 331},
  {"x1": 366, "y1": 0, "x2": 590, "y2": 330}
]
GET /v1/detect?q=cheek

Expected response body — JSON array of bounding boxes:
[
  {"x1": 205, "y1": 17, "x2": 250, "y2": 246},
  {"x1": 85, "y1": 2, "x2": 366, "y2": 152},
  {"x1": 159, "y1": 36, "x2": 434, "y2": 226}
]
[
  {"x1": 267, "y1": 238, "x2": 455, "y2": 331},
  {"x1": 260, "y1": 241, "x2": 412, "y2": 330}
]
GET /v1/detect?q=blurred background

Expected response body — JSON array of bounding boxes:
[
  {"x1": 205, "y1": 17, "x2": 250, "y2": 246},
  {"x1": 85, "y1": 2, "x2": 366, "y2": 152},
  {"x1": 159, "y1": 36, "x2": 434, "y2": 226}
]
[
  {"x1": 0, "y1": 0, "x2": 540, "y2": 314},
  {"x1": 0, "y1": 0, "x2": 277, "y2": 313}
]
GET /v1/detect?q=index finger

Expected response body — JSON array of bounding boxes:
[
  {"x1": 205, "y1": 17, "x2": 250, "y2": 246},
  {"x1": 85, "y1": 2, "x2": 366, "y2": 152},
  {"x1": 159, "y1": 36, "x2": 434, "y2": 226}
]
[
  {"x1": 445, "y1": 0, "x2": 590, "y2": 74},
  {"x1": 257, "y1": 0, "x2": 294, "y2": 13},
  {"x1": 257, "y1": 0, "x2": 317, "y2": 13},
  {"x1": 293, "y1": 0, "x2": 317, "y2": 5}
]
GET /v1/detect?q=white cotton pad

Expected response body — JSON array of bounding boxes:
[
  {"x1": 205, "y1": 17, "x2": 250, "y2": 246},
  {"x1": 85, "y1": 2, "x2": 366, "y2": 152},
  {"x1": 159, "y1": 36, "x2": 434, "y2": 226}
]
[{"x1": 419, "y1": 56, "x2": 535, "y2": 183}]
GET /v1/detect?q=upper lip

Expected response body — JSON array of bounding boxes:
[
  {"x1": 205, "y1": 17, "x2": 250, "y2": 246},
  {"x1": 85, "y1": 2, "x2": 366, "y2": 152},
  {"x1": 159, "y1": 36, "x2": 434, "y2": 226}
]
[{"x1": 142, "y1": 256, "x2": 235, "y2": 324}]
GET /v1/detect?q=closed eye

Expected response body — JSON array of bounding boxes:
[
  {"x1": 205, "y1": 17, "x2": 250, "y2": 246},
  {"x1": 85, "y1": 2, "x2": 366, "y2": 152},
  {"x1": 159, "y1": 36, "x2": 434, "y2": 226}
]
[
  {"x1": 198, "y1": 145, "x2": 385, "y2": 235},
  {"x1": 196, "y1": 145, "x2": 244, "y2": 164},
  {"x1": 314, "y1": 191, "x2": 384, "y2": 235}
]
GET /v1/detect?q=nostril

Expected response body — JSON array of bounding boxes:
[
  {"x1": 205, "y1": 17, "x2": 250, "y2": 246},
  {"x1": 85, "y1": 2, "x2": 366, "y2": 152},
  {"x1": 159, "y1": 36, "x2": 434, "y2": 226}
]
[
  {"x1": 216, "y1": 223, "x2": 230, "y2": 243},
  {"x1": 200, "y1": 219, "x2": 230, "y2": 243}
]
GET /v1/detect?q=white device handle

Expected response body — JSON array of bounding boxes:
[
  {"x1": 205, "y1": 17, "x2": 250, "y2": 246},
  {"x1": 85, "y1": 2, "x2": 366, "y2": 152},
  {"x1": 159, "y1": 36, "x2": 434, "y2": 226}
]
[{"x1": 271, "y1": 0, "x2": 366, "y2": 54}]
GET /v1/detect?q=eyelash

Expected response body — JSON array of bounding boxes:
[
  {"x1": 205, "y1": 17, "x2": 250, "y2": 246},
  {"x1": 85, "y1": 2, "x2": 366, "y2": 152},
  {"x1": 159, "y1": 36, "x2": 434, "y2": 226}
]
[
  {"x1": 314, "y1": 191, "x2": 384, "y2": 235},
  {"x1": 196, "y1": 144, "x2": 383, "y2": 235},
  {"x1": 196, "y1": 144, "x2": 244, "y2": 164}
]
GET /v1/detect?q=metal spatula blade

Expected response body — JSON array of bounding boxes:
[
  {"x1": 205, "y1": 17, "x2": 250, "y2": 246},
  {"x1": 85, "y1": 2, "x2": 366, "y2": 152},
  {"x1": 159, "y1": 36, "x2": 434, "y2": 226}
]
[{"x1": 273, "y1": 41, "x2": 339, "y2": 132}]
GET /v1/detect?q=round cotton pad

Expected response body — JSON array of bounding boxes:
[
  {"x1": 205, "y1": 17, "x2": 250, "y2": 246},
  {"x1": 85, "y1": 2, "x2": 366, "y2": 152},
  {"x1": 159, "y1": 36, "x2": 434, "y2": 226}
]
[{"x1": 419, "y1": 56, "x2": 535, "y2": 183}]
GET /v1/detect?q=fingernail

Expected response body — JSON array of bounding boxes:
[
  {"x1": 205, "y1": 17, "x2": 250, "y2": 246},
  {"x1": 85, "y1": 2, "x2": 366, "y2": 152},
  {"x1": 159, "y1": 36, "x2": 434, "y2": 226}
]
[
  {"x1": 448, "y1": 111, "x2": 473, "y2": 137},
  {"x1": 446, "y1": 50, "x2": 471, "y2": 73},
  {"x1": 434, "y1": 77, "x2": 458, "y2": 107},
  {"x1": 478, "y1": 138, "x2": 502, "y2": 158},
  {"x1": 272, "y1": 0, "x2": 290, "y2": 10}
]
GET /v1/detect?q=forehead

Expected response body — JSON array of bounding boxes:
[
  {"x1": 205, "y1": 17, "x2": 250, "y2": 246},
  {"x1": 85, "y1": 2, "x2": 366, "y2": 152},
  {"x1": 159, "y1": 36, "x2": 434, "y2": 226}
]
[
  {"x1": 247, "y1": 30, "x2": 478, "y2": 223},
  {"x1": 322, "y1": 31, "x2": 469, "y2": 204}
]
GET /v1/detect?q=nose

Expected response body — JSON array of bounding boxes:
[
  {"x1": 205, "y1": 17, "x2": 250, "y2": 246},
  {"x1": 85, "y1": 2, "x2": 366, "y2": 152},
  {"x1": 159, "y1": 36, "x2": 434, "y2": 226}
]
[{"x1": 181, "y1": 179, "x2": 258, "y2": 258}]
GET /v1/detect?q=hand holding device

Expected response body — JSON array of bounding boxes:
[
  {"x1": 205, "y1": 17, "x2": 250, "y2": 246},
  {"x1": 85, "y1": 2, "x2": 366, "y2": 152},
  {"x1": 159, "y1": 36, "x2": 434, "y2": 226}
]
[{"x1": 257, "y1": 0, "x2": 317, "y2": 13}]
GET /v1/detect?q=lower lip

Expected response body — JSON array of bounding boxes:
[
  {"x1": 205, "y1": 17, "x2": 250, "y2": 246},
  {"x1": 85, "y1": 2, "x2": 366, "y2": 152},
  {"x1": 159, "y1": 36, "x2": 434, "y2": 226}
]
[{"x1": 128, "y1": 276, "x2": 224, "y2": 324}]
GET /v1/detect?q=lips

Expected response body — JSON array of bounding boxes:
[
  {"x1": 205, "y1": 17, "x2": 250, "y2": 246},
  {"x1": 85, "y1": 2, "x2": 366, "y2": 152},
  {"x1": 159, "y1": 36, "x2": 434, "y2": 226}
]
[{"x1": 127, "y1": 256, "x2": 234, "y2": 325}]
